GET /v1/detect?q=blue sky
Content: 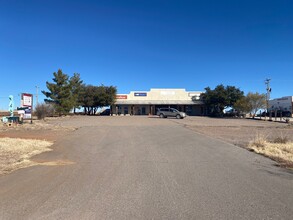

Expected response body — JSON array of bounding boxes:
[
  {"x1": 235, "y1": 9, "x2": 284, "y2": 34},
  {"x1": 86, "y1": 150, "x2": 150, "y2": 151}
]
[{"x1": 0, "y1": 0, "x2": 292, "y2": 109}]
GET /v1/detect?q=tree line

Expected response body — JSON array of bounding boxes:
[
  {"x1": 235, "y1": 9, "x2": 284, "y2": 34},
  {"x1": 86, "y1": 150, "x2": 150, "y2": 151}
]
[
  {"x1": 42, "y1": 69, "x2": 117, "y2": 116},
  {"x1": 41, "y1": 69, "x2": 266, "y2": 118},
  {"x1": 201, "y1": 84, "x2": 266, "y2": 117}
]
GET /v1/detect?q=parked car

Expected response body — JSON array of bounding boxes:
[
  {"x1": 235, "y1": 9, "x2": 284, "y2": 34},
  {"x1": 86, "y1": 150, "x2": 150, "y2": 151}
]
[
  {"x1": 156, "y1": 108, "x2": 186, "y2": 119},
  {"x1": 99, "y1": 109, "x2": 110, "y2": 116}
]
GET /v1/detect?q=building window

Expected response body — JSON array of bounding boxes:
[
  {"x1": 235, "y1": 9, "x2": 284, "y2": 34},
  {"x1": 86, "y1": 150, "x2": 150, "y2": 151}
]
[
  {"x1": 124, "y1": 106, "x2": 128, "y2": 115},
  {"x1": 118, "y1": 106, "x2": 122, "y2": 115}
]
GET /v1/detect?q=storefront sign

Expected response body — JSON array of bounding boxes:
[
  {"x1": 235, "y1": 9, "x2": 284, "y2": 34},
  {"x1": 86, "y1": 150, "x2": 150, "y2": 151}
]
[
  {"x1": 116, "y1": 95, "x2": 127, "y2": 99},
  {"x1": 134, "y1": 92, "x2": 147, "y2": 97}
]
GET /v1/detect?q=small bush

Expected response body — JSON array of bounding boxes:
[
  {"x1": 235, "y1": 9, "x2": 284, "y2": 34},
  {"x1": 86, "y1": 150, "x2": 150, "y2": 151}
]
[
  {"x1": 272, "y1": 135, "x2": 288, "y2": 144},
  {"x1": 35, "y1": 103, "x2": 55, "y2": 120},
  {"x1": 250, "y1": 133, "x2": 267, "y2": 148},
  {"x1": 249, "y1": 133, "x2": 293, "y2": 167}
]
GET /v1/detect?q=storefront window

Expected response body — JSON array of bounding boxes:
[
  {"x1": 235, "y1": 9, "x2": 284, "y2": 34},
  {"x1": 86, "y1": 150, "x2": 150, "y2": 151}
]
[{"x1": 124, "y1": 106, "x2": 128, "y2": 115}]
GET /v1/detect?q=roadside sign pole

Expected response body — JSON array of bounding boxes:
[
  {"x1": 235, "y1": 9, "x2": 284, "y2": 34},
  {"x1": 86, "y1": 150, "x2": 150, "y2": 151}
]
[{"x1": 31, "y1": 95, "x2": 33, "y2": 124}]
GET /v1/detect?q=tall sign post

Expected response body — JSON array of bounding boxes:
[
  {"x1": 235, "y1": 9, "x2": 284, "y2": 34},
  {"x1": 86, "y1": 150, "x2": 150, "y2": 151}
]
[{"x1": 21, "y1": 93, "x2": 33, "y2": 124}]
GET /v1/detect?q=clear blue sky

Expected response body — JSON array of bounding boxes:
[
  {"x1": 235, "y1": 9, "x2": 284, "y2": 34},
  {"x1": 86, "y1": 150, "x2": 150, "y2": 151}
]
[{"x1": 0, "y1": 0, "x2": 292, "y2": 109}]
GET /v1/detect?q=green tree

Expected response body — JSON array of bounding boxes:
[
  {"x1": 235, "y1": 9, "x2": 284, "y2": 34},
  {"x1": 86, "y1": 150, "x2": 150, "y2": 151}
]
[
  {"x1": 79, "y1": 85, "x2": 96, "y2": 115},
  {"x1": 42, "y1": 69, "x2": 74, "y2": 115},
  {"x1": 69, "y1": 73, "x2": 83, "y2": 114},
  {"x1": 234, "y1": 92, "x2": 266, "y2": 117},
  {"x1": 201, "y1": 84, "x2": 244, "y2": 117},
  {"x1": 79, "y1": 84, "x2": 117, "y2": 115},
  {"x1": 105, "y1": 86, "x2": 117, "y2": 106},
  {"x1": 234, "y1": 96, "x2": 251, "y2": 115},
  {"x1": 226, "y1": 85, "x2": 245, "y2": 107},
  {"x1": 246, "y1": 92, "x2": 266, "y2": 117}
]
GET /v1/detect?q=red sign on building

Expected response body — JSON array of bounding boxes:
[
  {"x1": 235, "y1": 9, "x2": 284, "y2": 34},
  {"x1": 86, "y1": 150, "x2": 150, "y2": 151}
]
[{"x1": 116, "y1": 95, "x2": 127, "y2": 99}]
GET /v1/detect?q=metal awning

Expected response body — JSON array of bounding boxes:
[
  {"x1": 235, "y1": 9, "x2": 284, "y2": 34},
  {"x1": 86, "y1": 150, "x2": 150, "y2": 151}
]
[{"x1": 114, "y1": 100, "x2": 204, "y2": 105}]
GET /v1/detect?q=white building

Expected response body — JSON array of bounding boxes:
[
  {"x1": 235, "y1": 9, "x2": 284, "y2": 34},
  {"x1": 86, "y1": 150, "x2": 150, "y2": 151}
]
[
  {"x1": 268, "y1": 96, "x2": 293, "y2": 116},
  {"x1": 111, "y1": 88, "x2": 205, "y2": 116}
]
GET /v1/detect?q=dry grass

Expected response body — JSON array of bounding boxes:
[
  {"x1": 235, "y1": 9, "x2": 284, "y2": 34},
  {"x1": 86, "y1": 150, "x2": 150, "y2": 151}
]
[
  {"x1": 249, "y1": 134, "x2": 293, "y2": 167},
  {"x1": 0, "y1": 137, "x2": 53, "y2": 175}
]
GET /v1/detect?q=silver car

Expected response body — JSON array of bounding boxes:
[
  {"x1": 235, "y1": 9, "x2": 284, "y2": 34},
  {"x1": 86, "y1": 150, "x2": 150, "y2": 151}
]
[{"x1": 157, "y1": 108, "x2": 186, "y2": 119}]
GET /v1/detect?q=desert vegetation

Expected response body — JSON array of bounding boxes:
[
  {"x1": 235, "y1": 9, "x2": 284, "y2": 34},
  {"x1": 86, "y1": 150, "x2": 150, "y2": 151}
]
[
  {"x1": 249, "y1": 133, "x2": 293, "y2": 167},
  {"x1": 0, "y1": 137, "x2": 53, "y2": 175}
]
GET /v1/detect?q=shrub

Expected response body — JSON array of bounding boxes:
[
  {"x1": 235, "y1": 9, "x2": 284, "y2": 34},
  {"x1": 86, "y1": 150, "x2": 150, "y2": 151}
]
[
  {"x1": 35, "y1": 103, "x2": 55, "y2": 120},
  {"x1": 250, "y1": 133, "x2": 267, "y2": 148},
  {"x1": 272, "y1": 134, "x2": 288, "y2": 144}
]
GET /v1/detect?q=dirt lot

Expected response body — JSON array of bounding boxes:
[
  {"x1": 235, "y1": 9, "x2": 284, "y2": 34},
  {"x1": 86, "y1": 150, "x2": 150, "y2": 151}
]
[
  {"x1": 174, "y1": 116, "x2": 293, "y2": 147},
  {"x1": 0, "y1": 116, "x2": 76, "y2": 141},
  {"x1": 174, "y1": 116, "x2": 293, "y2": 167}
]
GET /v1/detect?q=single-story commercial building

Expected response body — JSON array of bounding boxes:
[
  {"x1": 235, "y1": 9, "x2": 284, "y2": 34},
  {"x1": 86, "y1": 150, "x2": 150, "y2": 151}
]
[
  {"x1": 111, "y1": 88, "x2": 205, "y2": 116},
  {"x1": 268, "y1": 96, "x2": 293, "y2": 117}
]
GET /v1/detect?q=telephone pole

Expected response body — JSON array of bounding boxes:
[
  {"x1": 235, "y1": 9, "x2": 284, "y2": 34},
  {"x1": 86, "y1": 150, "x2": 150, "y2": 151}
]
[
  {"x1": 35, "y1": 86, "x2": 39, "y2": 105},
  {"x1": 265, "y1": 78, "x2": 271, "y2": 112}
]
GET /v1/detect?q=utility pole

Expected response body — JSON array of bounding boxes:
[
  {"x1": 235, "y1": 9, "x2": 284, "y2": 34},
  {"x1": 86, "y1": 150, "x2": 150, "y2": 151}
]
[
  {"x1": 35, "y1": 86, "x2": 39, "y2": 105},
  {"x1": 265, "y1": 78, "x2": 271, "y2": 113}
]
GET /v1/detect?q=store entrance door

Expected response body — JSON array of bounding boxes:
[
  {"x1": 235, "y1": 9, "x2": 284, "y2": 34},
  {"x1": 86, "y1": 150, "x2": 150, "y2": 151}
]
[{"x1": 142, "y1": 107, "x2": 146, "y2": 115}]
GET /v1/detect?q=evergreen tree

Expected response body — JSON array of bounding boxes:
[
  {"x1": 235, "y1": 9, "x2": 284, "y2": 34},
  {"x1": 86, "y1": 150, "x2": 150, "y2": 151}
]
[
  {"x1": 42, "y1": 69, "x2": 74, "y2": 115},
  {"x1": 69, "y1": 73, "x2": 83, "y2": 114}
]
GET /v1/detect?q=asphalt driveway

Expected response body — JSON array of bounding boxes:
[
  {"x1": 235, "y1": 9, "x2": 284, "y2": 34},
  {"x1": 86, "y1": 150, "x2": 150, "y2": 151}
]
[{"x1": 0, "y1": 116, "x2": 292, "y2": 219}]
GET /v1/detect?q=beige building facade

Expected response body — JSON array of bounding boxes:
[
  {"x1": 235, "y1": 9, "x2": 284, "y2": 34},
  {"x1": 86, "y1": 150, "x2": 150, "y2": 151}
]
[
  {"x1": 268, "y1": 96, "x2": 293, "y2": 117},
  {"x1": 111, "y1": 88, "x2": 205, "y2": 116}
]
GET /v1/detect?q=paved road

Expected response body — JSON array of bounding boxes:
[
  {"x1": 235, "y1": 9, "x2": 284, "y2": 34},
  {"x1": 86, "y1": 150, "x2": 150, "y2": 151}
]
[{"x1": 0, "y1": 117, "x2": 293, "y2": 219}]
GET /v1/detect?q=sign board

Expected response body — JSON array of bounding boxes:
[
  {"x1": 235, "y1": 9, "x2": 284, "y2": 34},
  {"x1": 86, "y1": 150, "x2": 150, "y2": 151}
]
[
  {"x1": 134, "y1": 92, "x2": 147, "y2": 97},
  {"x1": 24, "y1": 108, "x2": 32, "y2": 119},
  {"x1": 22, "y1": 93, "x2": 33, "y2": 106},
  {"x1": 21, "y1": 93, "x2": 33, "y2": 120},
  {"x1": 116, "y1": 95, "x2": 127, "y2": 99}
]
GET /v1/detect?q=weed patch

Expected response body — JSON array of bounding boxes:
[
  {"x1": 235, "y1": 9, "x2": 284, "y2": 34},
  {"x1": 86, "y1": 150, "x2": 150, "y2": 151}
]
[
  {"x1": 249, "y1": 134, "x2": 293, "y2": 167},
  {"x1": 0, "y1": 138, "x2": 53, "y2": 175}
]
